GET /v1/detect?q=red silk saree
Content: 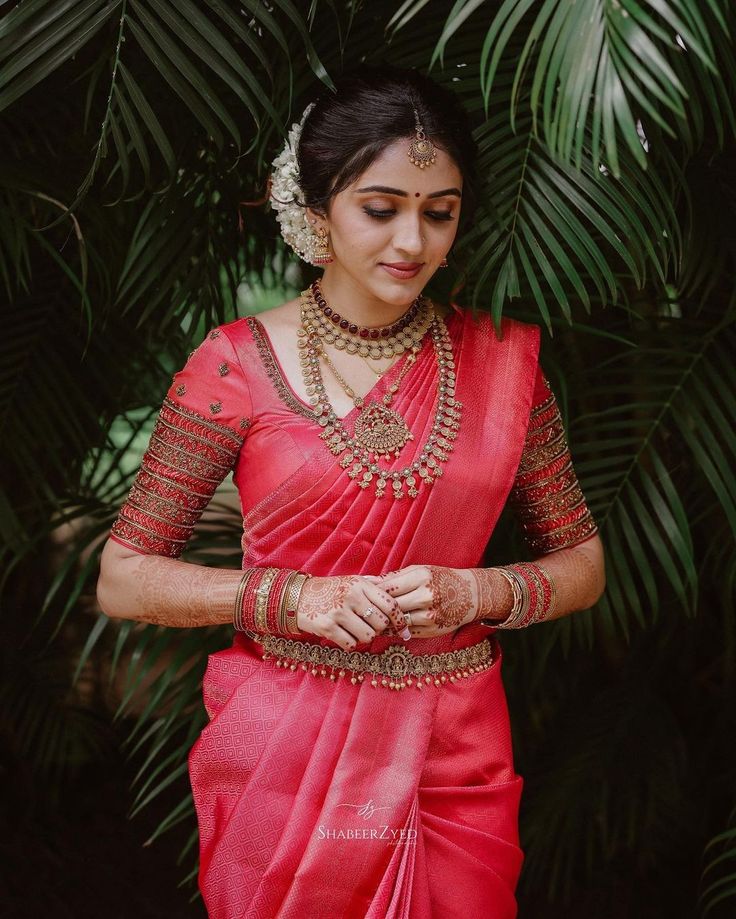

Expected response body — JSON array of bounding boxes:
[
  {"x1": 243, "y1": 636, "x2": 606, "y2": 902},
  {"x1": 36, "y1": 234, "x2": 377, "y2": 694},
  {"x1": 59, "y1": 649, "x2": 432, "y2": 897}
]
[{"x1": 109, "y1": 304, "x2": 595, "y2": 916}]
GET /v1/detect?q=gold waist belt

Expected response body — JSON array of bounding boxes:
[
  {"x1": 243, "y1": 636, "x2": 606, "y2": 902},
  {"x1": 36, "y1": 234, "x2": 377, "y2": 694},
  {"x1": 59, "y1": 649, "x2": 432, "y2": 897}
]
[{"x1": 256, "y1": 634, "x2": 495, "y2": 692}]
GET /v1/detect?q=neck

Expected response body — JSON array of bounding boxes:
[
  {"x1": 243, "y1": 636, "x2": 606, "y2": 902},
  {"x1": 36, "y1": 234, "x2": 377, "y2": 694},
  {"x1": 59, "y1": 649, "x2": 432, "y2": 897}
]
[{"x1": 317, "y1": 267, "x2": 417, "y2": 328}]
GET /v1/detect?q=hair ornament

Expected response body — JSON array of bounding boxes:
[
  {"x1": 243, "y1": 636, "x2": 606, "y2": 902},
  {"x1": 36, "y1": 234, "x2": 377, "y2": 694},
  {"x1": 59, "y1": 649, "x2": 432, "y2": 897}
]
[
  {"x1": 269, "y1": 102, "x2": 320, "y2": 264},
  {"x1": 408, "y1": 106, "x2": 436, "y2": 169}
]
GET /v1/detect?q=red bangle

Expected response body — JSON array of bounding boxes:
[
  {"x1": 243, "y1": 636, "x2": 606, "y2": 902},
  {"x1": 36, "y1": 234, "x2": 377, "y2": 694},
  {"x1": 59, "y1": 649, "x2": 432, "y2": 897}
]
[
  {"x1": 508, "y1": 562, "x2": 555, "y2": 625},
  {"x1": 241, "y1": 567, "x2": 268, "y2": 632}
]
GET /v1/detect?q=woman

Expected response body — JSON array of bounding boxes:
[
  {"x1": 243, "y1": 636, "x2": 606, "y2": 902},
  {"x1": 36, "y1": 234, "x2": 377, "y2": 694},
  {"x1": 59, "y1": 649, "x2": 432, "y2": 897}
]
[{"x1": 97, "y1": 65, "x2": 605, "y2": 918}]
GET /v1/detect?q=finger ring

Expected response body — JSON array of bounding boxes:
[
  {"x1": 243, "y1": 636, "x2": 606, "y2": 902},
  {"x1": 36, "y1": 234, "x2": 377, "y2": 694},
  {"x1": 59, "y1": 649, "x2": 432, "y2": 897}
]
[
  {"x1": 404, "y1": 612, "x2": 412, "y2": 626},
  {"x1": 362, "y1": 607, "x2": 375, "y2": 619}
]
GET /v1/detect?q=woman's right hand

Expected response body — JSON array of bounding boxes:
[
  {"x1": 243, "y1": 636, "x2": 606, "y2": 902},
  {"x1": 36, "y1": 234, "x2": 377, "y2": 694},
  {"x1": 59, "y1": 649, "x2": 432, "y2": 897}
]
[{"x1": 296, "y1": 575, "x2": 411, "y2": 649}]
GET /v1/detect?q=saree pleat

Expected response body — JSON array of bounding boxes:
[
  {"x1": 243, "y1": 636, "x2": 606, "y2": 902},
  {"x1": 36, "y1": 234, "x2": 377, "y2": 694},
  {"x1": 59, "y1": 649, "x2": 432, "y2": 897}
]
[{"x1": 189, "y1": 311, "x2": 540, "y2": 917}]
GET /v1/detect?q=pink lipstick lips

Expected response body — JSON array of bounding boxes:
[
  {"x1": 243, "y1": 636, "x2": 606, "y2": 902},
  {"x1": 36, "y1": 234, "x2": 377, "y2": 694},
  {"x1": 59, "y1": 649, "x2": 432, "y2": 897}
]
[{"x1": 380, "y1": 262, "x2": 423, "y2": 279}]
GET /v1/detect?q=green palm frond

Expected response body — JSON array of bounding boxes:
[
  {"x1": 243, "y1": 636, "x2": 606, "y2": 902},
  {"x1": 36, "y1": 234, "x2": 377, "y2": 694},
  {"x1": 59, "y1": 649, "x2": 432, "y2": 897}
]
[
  {"x1": 518, "y1": 679, "x2": 689, "y2": 900},
  {"x1": 0, "y1": 0, "x2": 332, "y2": 219},
  {"x1": 561, "y1": 312, "x2": 736, "y2": 644},
  {"x1": 390, "y1": 28, "x2": 682, "y2": 328},
  {"x1": 1, "y1": 1, "x2": 735, "y2": 910},
  {"x1": 388, "y1": 0, "x2": 734, "y2": 175},
  {"x1": 461, "y1": 110, "x2": 679, "y2": 327},
  {"x1": 0, "y1": 0, "x2": 117, "y2": 113},
  {"x1": 0, "y1": 636, "x2": 117, "y2": 794},
  {"x1": 700, "y1": 805, "x2": 736, "y2": 916}
]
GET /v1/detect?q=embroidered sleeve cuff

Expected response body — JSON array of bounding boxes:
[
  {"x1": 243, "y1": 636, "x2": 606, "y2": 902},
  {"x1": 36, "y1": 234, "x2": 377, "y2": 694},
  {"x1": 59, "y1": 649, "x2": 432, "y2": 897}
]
[
  {"x1": 510, "y1": 376, "x2": 598, "y2": 555},
  {"x1": 110, "y1": 397, "x2": 246, "y2": 558}
]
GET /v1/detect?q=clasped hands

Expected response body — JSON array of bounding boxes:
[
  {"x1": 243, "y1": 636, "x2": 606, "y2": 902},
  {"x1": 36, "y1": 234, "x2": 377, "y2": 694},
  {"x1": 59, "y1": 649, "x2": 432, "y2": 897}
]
[{"x1": 295, "y1": 564, "x2": 481, "y2": 651}]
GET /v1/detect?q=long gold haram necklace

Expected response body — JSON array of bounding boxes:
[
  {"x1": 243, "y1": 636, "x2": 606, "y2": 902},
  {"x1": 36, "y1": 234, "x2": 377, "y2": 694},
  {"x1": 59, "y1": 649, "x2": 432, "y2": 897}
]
[{"x1": 298, "y1": 290, "x2": 463, "y2": 499}]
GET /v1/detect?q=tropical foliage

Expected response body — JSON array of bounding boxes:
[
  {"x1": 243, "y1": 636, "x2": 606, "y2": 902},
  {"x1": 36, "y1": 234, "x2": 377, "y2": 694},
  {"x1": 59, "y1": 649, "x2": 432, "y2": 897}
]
[{"x1": 1, "y1": 1, "x2": 735, "y2": 914}]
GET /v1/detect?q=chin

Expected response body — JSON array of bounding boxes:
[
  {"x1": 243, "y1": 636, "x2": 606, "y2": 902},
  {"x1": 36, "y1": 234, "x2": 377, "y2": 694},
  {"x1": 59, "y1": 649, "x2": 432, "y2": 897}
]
[{"x1": 372, "y1": 276, "x2": 424, "y2": 305}]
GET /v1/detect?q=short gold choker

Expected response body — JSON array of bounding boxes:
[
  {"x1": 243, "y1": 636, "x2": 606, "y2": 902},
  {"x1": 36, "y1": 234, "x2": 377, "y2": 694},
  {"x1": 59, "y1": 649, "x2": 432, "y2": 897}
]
[
  {"x1": 305, "y1": 282, "x2": 434, "y2": 360},
  {"x1": 311, "y1": 279, "x2": 420, "y2": 337}
]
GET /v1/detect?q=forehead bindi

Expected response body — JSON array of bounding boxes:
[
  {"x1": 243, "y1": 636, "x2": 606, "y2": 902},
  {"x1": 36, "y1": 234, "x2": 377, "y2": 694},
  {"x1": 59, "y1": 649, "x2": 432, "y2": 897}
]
[{"x1": 352, "y1": 141, "x2": 462, "y2": 196}]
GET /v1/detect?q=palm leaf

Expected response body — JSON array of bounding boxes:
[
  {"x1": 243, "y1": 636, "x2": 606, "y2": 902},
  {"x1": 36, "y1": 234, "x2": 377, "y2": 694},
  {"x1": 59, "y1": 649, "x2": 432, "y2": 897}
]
[
  {"x1": 0, "y1": 0, "x2": 116, "y2": 113},
  {"x1": 561, "y1": 312, "x2": 736, "y2": 644},
  {"x1": 397, "y1": 0, "x2": 734, "y2": 175},
  {"x1": 700, "y1": 805, "x2": 736, "y2": 916}
]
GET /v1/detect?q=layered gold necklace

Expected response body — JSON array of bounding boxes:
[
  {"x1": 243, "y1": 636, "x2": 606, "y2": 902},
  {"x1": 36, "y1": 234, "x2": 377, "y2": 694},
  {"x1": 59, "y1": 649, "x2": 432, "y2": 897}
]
[{"x1": 298, "y1": 285, "x2": 462, "y2": 499}]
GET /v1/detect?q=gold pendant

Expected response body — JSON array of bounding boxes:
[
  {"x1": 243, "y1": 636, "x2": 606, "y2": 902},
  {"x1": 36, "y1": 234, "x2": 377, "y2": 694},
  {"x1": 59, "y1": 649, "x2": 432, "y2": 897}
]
[{"x1": 353, "y1": 401, "x2": 413, "y2": 459}]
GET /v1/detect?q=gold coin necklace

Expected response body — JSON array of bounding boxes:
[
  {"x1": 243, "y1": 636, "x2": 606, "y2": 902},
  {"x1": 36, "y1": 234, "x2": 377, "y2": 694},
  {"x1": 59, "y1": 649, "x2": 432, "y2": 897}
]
[
  {"x1": 308, "y1": 278, "x2": 432, "y2": 359},
  {"x1": 297, "y1": 289, "x2": 462, "y2": 499}
]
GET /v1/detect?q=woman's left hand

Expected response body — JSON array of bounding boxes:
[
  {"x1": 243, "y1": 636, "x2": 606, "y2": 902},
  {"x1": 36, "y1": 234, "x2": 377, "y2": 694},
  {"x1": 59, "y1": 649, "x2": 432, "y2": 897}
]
[{"x1": 366, "y1": 565, "x2": 479, "y2": 639}]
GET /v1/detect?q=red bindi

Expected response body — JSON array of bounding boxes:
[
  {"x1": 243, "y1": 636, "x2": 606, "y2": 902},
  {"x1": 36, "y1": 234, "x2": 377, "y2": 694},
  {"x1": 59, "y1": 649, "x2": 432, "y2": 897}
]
[{"x1": 415, "y1": 192, "x2": 420, "y2": 197}]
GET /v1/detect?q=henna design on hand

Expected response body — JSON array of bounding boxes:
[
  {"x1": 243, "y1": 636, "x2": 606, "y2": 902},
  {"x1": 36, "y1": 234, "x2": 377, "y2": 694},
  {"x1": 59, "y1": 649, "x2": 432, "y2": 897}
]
[
  {"x1": 428, "y1": 566, "x2": 474, "y2": 629},
  {"x1": 297, "y1": 576, "x2": 353, "y2": 621}
]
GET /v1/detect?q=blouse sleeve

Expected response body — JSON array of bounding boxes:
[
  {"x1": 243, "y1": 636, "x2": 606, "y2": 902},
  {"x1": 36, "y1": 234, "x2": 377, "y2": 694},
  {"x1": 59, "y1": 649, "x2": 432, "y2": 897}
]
[
  {"x1": 109, "y1": 326, "x2": 252, "y2": 558},
  {"x1": 508, "y1": 364, "x2": 598, "y2": 555}
]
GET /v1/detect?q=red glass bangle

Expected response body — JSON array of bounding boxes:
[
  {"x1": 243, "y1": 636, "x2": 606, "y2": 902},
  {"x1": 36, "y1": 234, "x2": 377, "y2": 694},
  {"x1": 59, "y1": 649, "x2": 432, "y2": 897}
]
[
  {"x1": 240, "y1": 567, "x2": 269, "y2": 632},
  {"x1": 507, "y1": 562, "x2": 554, "y2": 625}
]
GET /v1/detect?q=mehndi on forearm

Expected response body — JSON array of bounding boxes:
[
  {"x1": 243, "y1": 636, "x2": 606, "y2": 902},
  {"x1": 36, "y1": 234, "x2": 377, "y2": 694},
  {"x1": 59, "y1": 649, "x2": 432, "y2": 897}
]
[
  {"x1": 126, "y1": 555, "x2": 243, "y2": 628},
  {"x1": 110, "y1": 555, "x2": 311, "y2": 635},
  {"x1": 470, "y1": 537, "x2": 605, "y2": 628}
]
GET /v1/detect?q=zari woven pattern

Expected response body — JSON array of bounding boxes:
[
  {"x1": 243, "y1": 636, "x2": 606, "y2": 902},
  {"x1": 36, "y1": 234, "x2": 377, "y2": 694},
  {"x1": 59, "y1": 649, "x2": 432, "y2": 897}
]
[
  {"x1": 255, "y1": 634, "x2": 495, "y2": 691},
  {"x1": 110, "y1": 397, "x2": 246, "y2": 557},
  {"x1": 509, "y1": 379, "x2": 598, "y2": 554}
]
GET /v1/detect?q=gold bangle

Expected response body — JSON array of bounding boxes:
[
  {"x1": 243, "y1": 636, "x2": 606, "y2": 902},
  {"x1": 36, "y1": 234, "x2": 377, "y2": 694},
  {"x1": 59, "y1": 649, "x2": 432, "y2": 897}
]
[
  {"x1": 493, "y1": 567, "x2": 529, "y2": 629},
  {"x1": 277, "y1": 571, "x2": 296, "y2": 635},
  {"x1": 233, "y1": 569, "x2": 255, "y2": 632},
  {"x1": 285, "y1": 572, "x2": 311, "y2": 636},
  {"x1": 255, "y1": 567, "x2": 278, "y2": 634}
]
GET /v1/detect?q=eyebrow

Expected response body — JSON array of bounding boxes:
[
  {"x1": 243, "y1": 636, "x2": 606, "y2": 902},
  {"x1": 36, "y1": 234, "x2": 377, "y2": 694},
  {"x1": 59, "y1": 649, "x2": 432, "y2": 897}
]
[{"x1": 355, "y1": 185, "x2": 462, "y2": 199}]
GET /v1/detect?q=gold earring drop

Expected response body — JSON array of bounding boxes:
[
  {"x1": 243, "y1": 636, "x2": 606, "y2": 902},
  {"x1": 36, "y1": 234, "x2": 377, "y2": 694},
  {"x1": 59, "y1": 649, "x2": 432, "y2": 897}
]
[
  {"x1": 312, "y1": 226, "x2": 334, "y2": 265},
  {"x1": 439, "y1": 257, "x2": 448, "y2": 268}
]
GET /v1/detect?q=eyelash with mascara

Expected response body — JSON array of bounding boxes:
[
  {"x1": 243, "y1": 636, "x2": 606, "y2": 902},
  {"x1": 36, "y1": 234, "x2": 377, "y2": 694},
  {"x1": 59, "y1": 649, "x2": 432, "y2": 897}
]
[{"x1": 362, "y1": 207, "x2": 454, "y2": 222}]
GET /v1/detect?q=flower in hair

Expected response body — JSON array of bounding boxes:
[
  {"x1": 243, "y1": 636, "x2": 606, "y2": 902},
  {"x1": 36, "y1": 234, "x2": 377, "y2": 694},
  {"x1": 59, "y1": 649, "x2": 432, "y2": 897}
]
[{"x1": 269, "y1": 103, "x2": 317, "y2": 263}]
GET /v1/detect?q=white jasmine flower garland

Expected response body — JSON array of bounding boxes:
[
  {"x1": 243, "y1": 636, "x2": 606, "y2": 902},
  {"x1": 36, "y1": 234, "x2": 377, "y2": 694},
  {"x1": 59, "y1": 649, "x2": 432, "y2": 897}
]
[{"x1": 269, "y1": 102, "x2": 318, "y2": 264}]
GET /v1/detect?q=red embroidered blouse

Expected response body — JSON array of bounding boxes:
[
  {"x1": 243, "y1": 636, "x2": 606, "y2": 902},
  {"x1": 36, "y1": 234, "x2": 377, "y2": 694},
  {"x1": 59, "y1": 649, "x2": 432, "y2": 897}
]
[{"x1": 110, "y1": 319, "x2": 597, "y2": 559}]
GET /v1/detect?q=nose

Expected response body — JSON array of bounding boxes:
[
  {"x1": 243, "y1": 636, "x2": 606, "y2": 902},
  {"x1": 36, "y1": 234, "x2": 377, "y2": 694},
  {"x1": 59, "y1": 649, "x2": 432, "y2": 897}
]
[{"x1": 392, "y1": 213, "x2": 424, "y2": 258}]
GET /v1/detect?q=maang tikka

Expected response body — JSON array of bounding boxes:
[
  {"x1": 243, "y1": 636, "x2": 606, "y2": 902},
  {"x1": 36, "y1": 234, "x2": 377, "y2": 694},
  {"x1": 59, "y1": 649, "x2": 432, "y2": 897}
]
[
  {"x1": 407, "y1": 106, "x2": 436, "y2": 169},
  {"x1": 310, "y1": 111, "x2": 434, "y2": 262}
]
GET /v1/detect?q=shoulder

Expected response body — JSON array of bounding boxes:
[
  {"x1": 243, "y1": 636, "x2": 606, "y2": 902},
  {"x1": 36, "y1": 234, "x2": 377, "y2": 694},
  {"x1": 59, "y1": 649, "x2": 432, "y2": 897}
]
[
  {"x1": 242, "y1": 297, "x2": 301, "y2": 332},
  {"x1": 450, "y1": 306, "x2": 540, "y2": 343},
  {"x1": 213, "y1": 298, "x2": 300, "y2": 347}
]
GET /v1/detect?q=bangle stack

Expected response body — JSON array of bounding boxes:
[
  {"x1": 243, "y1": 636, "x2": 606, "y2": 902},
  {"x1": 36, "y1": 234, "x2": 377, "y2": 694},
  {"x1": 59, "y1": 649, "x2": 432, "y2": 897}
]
[
  {"x1": 233, "y1": 567, "x2": 312, "y2": 637},
  {"x1": 489, "y1": 562, "x2": 556, "y2": 629}
]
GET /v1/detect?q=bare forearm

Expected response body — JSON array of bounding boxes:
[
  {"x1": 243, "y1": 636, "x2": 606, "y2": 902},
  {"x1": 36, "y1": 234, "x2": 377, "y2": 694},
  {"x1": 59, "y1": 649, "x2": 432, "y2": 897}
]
[
  {"x1": 97, "y1": 544, "x2": 242, "y2": 628},
  {"x1": 469, "y1": 534, "x2": 606, "y2": 624}
]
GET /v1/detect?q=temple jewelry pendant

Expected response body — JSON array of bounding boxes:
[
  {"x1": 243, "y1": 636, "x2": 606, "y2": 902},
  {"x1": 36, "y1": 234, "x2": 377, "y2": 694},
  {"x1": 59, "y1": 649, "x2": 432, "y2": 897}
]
[{"x1": 353, "y1": 400, "x2": 414, "y2": 460}]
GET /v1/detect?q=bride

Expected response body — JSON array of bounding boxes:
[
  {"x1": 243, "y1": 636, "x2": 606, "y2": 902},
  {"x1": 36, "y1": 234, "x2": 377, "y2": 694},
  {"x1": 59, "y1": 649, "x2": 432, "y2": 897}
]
[{"x1": 97, "y1": 64, "x2": 605, "y2": 918}]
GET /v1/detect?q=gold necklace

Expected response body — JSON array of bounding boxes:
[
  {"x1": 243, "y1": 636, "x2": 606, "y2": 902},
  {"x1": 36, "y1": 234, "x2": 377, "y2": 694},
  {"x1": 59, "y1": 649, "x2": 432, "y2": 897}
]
[
  {"x1": 298, "y1": 289, "x2": 463, "y2": 499},
  {"x1": 303, "y1": 289, "x2": 434, "y2": 359},
  {"x1": 359, "y1": 352, "x2": 397, "y2": 377},
  {"x1": 311, "y1": 329, "x2": 420, "y2": 458}
]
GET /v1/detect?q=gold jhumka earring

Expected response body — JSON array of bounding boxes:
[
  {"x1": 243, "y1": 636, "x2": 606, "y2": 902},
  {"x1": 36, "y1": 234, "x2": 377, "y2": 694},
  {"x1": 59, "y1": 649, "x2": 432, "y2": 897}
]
[{"x1": 311, "y1": 225, "x2": 333, "y2": 265}]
